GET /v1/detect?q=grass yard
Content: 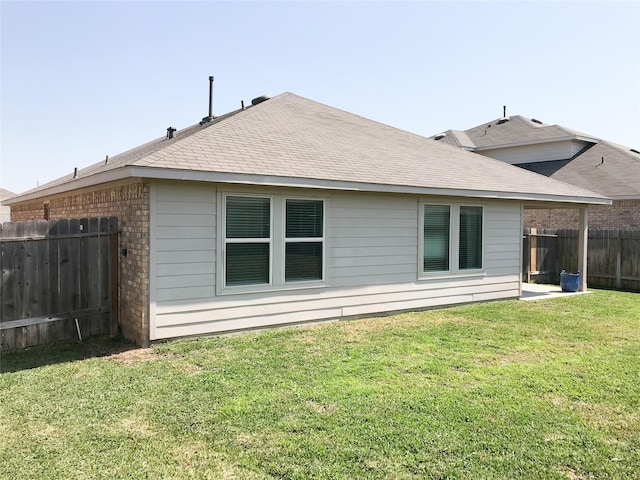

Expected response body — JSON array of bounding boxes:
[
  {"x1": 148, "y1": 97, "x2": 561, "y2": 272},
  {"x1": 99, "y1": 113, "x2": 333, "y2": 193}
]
[{"x1": 1, "y1": 289, "x2": 639, "y2": 479}]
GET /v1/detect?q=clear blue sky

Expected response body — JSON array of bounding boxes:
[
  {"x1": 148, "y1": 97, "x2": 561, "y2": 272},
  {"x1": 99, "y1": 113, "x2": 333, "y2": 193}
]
[{"x1": 2, "y1": 0, "x2": 639, "y2": 194}]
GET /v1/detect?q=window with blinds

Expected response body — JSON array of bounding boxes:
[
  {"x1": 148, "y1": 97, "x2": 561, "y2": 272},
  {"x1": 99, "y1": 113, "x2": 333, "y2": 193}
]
[
  {"x1": 459, "y1": 206, "x2": 483, "y2": 270},
  {"x1": 423, "y1": 205, "x2": 451, "y2": 272},
  {"x1": 224, "y1": 196, "x2": 271, "y2": 286},
  {"x1": 285, "y1": 199, "x2": 324, "y2": 282}
]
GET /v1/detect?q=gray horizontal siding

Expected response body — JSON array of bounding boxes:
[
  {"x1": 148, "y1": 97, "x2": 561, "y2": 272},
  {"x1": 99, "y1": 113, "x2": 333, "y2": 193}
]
[
  {"x1": 152, "y1": 181, "x2": 216, "y2": 306},
  {"x1": 150, "y1": 184, "x2": 523, "y2": 341},
  {"x1": 326, "y1": 193, "x2": 417, "y2": 287}
]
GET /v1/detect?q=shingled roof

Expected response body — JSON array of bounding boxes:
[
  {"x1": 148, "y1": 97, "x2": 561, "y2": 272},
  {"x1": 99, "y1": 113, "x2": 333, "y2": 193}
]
[
  {"x1": 431, "y1": 114, "x2": 639, "y2": 198},
  {"x1": 7, "y1": 93, "x2": 609, "y2": 205}
]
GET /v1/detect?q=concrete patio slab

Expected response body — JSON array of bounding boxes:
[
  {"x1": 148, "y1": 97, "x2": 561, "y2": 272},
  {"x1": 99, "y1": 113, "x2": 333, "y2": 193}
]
[{"x1": 520, "y1": 283, "x2": 590, "y2": 301}]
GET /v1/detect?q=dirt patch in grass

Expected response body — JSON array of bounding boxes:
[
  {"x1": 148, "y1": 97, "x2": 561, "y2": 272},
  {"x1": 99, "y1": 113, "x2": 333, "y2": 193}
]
[
  {"x1": 557, "y1": 465, "x2": 586, "y2": 479},
  {"x1": 305, "y1": 400, "x2": 338, "y2": 414},
  {"x1": 108, "y1": 348, "x2": 160, "y2": 365},
  {"x1": 548, "y1": 396, "x2": 640, "y2": 442},
  {"x1": 111, "y1": 414, "x2": 157, "y2": 438},
  {"x1": 478, "y1": 350, "x2": 544, "y2": 367}
]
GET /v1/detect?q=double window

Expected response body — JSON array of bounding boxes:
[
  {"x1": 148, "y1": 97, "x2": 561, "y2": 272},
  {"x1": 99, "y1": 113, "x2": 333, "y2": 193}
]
[
  {"x1": 422, "y1": 203, "x2": 483, "y2": 275},
  {"x1": 222, "y1": 194, "x2": 324, "y2": 290}
]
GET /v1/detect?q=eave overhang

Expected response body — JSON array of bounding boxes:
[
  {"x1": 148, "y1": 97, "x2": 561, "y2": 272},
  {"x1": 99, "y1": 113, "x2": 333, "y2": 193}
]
[{"x1": 5, "y1": 166, "x2": 612, "y2": 207}]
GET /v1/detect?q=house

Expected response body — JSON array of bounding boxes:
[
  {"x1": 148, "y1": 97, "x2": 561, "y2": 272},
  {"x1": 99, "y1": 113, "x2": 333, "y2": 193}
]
[
  {"x1": 0, "y1": 188, "x2": 14, "y2": 223},
  {"x1": 430, "y1": 115, "x2": 640, "y2": 229},
  {"x1": 6, "y1": 93, "x2": 610, "y2": 346}
]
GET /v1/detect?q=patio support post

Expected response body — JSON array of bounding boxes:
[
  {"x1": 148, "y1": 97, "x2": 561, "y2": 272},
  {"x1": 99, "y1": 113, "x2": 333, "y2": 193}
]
[{"x1": 578, "y1": 206, "x2": 588, "y2": 292}]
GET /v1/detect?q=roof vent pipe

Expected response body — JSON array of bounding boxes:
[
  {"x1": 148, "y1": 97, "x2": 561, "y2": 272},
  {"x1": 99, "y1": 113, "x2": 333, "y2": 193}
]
[
  {"x1": 208, "y1": 75, "x2": 214, "y2": 119},
  {"x1": 503, "y1": 105, "x2": 506, "y2": 117},
  {"x1": 73, "y1": 167, "x2": 78, "y2": 179}
]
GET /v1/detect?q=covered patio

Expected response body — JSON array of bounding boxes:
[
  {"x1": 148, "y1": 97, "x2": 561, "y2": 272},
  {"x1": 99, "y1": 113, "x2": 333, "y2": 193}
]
[{"x1": 523, "y1": 204, "x2": 591, "y2": 292}]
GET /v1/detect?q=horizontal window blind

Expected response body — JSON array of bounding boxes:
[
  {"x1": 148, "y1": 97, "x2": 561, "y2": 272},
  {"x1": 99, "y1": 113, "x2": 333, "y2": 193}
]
[
  {"x1": 226, "y1": 243, "x2": 270, "y2": 286},
  {"x1": 226, "y1": 196, "x2": 270, "y2": 239},
  {"x1": 459, "y1": 206, "x2": 482, "y2": 270},
  {"x1": 286, "y1": 199, "x2": 323, "y2": 238},
  {"x1": 285, "y1": 242, "x2": 323, "y2": 282},
  {"x1": 423, "y1": 205, "x2": 450, "y2": 272}
]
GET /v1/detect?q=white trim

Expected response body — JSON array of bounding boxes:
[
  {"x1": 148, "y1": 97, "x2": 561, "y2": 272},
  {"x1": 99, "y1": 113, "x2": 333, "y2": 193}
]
[
  {"x1": 149, "y1": 182, "x2": 158, "y2": 340},
  {"x1": 474, "y1": 135, "x2": 598, "y2": 151},
  {"x1": 518, "y1": 203, "x2": 524, "y2": 298},
  {"x1": 6, "y1": 165, "x2": 611, "y2": 206}
]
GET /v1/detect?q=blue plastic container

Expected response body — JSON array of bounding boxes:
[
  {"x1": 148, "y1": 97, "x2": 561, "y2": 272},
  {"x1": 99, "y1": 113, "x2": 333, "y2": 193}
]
[{"x1": 560, "y1": 270, "x2": 581, "y2": 292}]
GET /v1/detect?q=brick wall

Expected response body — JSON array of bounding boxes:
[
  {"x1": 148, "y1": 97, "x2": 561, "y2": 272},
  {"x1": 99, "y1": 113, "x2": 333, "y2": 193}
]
[
  {"x1": 10, "y1": 182, "x2": 150, "y2": 346},
  {"x1": 525, "y1": 200, "x2": 640, "y2": 230}
]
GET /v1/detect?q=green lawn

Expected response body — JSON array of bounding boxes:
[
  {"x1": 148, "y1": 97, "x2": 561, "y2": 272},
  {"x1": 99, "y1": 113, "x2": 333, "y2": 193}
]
[{"x1": 1, "y1": 290, "x2": 639, "y2": 479}]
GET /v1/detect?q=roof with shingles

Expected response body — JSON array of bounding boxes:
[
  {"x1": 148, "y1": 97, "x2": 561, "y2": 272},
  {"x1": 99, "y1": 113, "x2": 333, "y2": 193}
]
[
  {"x1": 8, "y1": 93, "x2": 608, "y2": 204},
  {"x1": 0, "y1": 188, "x2": 15, "y2": 206},
  {"x1": 434, "y1": 115, "x2": 597, "y2": 150},
  {"x1": 432, "y1": 114, "x2": 639, "y2": 198},
  {"x1": 546, "y1": 141, "x2": 640, "y2": 198}
]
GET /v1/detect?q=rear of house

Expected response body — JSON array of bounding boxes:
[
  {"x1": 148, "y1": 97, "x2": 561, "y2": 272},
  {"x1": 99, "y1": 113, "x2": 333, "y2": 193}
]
[{"x1": 6, "y1": 93, "x2": 610, "y2": 345}]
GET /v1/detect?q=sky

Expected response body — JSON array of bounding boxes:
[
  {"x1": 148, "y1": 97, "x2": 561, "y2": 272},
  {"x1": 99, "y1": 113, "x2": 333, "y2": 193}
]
[{"x1": 1, "y1": 0, "x2": 639, "y2": 195}]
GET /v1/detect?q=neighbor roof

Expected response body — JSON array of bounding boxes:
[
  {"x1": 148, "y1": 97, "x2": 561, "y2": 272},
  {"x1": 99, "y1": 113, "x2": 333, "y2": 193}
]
[
  {"x1": 7, "y1": 93, "x2": 609, "y2": 205},
  {"x1": 432, "y1": 114, "x2": 639, "y2": 198},
  {"x1": 0, "y1": 188, "x2": 15, "y2": 205},
  {"x1": 519, "y1": 141, "x2": 640, "y2": 199},
  {"x1": 433, "y1": 115, "x2": 598, "y2": 150}
]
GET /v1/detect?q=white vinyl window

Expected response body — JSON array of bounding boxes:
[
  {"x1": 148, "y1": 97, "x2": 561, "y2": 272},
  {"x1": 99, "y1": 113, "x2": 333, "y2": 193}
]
[
  {"x1": 285, "y1": 199, "x2": 324, "y2": 282},
  {"x1": 421, "y1": 203, "x2": 483, "y2": 276},
  {"x1": 220, "y1": 192, "x2": 325, "y2": 292},
  {"x1": 224, "y1": 195, "x2": 272, "y2": 287}
]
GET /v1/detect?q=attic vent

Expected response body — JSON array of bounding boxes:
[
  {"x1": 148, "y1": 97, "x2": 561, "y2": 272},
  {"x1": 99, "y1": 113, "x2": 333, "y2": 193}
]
[
  {"x1": 531, "y1": 118, "x2": 542, "y2": 124},
  {"x1": 251, "y1": 94, "x2": 270, "y2": 106},
  {"x1": 433, "y1": 133, "x2": 447, "y2": 140},
  {"x1": 630, "y1": 148, "x2": 640, "y2": 154},
  {"x1": 166, "y1": 127, "x2": 176, "y2": 139},
  {"x1": 496, "y1": 117, "x2": 510, "y2": 125}
]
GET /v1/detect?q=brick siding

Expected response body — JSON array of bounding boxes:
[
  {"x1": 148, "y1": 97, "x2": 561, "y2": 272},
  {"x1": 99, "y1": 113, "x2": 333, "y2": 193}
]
[
  {"x1": 525, "y1": 200, "x2": 640, "y2": 230},
  {"x1": 10, "y1": 182, "x2": 150, "y2": 346}
]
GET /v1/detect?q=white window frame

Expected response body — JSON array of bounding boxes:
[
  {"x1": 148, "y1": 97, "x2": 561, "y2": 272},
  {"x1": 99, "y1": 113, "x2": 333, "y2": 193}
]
[
  {"x1": 221, "y1": 193, "x2": 274, "y2": 292},
  {"x1": 283, "y1": 196, "x2": 326, "y2": 284},
  {"x1": 418, "y1": 202, "x2": 485, "y2": 279},
  {"x1": 217, "y1": 191, "x2": 326, "y2": 295}
]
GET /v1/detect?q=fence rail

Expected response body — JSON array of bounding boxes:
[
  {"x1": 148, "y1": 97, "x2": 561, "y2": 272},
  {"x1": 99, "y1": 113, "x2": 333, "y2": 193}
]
[
  {"x1": 523, "y1": 228, "x2": 640, "y2": 292},
  {"x1": 1, "y1": 217, "x2": 118, "y2": 351}
]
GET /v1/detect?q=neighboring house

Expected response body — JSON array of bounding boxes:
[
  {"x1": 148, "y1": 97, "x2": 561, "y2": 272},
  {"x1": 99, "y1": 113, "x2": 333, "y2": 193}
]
[
  {"x1": 431, "y1": 115, "x2": 640, "y2": 229},
  {"x1": 0, "y1": 188, "x2": 15, "y2": 223},
  {"x1": 6, "y1": 93, "x2": 609, "y2": 346}
]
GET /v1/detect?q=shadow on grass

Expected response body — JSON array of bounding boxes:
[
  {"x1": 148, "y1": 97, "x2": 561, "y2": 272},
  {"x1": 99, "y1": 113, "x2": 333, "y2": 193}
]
[{"x1": 0, "y1": 336, "x2": 139, "y2": 374}]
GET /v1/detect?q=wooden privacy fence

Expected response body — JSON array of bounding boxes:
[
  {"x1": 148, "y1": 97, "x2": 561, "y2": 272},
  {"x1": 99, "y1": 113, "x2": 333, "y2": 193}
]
[
  {"x1": 1, "y1": 217, "x2": 118, "y2": 351},
  {"x1": 523, "y1": 228, "x2": 640, "y2": 292}
]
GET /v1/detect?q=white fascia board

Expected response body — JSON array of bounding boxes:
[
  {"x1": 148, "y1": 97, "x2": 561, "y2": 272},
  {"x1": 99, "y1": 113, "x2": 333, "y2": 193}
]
[
  {"x1": 474, "y1": 135, "x2": 597, "y2": 151},
  {"x1": 607, "y1": 194, "x2": 640, "y2": 200},
  {"x1": 6, "y1": 165, "x2": 611, "y2": 207},
  {"x1": 128, "y1": 167, "x2": 611, "y2": 205}
]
